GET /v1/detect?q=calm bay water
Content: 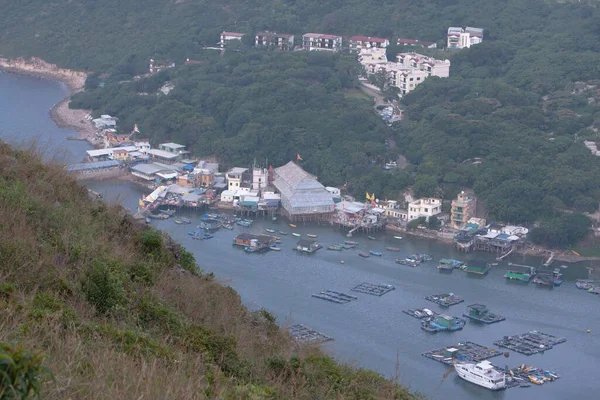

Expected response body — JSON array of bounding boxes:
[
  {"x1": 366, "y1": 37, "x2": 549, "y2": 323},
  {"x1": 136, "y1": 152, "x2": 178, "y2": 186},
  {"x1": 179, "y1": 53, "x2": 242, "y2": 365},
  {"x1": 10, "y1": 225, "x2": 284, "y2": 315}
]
[{"x1": 2, "y1": 71, "x2": 599, "y2": 400}]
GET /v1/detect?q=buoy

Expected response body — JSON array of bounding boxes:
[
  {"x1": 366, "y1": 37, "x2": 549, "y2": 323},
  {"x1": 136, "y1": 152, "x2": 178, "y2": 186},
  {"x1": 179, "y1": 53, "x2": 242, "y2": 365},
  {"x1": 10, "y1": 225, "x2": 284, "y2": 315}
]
[
  {"x1": 504, "y1": 352, "x2": 510, "y2": 358},
  {"x1": 341, "y1": 260, "x2": 345, "y2": 264},
  {"x1": 586, "y1": 329, "x2": 591, "y2": 333}
]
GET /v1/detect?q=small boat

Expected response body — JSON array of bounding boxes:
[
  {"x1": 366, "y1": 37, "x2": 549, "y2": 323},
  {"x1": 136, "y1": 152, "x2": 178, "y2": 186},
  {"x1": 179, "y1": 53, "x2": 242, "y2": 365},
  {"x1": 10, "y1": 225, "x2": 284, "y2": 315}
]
[
  {"x1": 385, "y1": 247, "x2": 400, "y2": 252},
  {"x1": 180, "y1": 217, "x2": 191, "y2": 224},
  {"x1": 159, "y1": 209, "x2": 176, "y2": 216},
  {"x1": 269, "y1": 245, "x2": 281, "y2": 251},
  {"x1": 306, "y1": 234, "x2": 317, "y2": 238},
  {"x1": 278, "y1": 231, "x2": 288, "y2": 235},
  {"x1": 222, "y1": 224, "x2": 233, "y2": 230},
  {"x1": 359, "y1": 252, "x2": 370, "y2": 258},
  {"x1": 173, "y1": 217, "x2": 183, "y2": 224},
  {"x1": 292, "y1": 233, "x2": 301, "y2": 237},
  {"x1": 265, "y1": 229, "x2": 276, "y2": 233},
  {"x1": 369, "y1": 251, "x2": 382, "y2": 256},
  {"x1": 344, "y1": 240, "x2": 359, "y2": 246},
  {"x1": 394, "y1": 236, "x2": 403, "y2": 240},
  {"x1": 367, "y1": 235, "x2": 377, "y2": 240},
  {"x1": 290, "y1": 223, "x2": 297, "y2": 228},
  {"x1": 145, "y1": 217, "x2": 151, "y2": 224},
  {"x1": 327, "y1": 245, "x2": 343, "y2": 251}
]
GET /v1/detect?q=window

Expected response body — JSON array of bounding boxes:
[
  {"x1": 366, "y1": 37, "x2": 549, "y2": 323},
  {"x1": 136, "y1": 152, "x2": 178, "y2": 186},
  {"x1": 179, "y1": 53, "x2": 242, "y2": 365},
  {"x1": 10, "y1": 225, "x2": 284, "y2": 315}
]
[
  {"x1": 417, "y1": 77, "x2": 421, "y2": 81},
  {"x1": 409, "y1": 78, "x2": 413, "y2": 81}
]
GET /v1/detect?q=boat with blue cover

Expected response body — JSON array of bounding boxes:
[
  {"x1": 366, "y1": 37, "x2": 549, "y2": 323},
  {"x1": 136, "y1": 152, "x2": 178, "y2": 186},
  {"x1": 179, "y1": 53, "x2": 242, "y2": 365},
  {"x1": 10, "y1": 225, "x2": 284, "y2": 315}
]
[
  {"x1": 437, "y1": 259, "x2": 463, "y2": 271},
  {"x1": 421, "y1": 315, "x2": 466, "y2": 333},
  {"x1": 369, "y1": 250, "x2": 382, "y2": 256}
]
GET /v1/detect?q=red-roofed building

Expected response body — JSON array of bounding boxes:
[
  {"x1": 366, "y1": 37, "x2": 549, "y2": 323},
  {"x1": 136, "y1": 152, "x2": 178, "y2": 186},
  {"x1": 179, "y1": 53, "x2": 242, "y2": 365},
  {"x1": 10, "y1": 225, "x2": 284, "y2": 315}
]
[
  {"x1": 255, "y1": 31, "x2": 295, "y2": 51},
  {"x1": 302, "y1": 33, "x2": 343, "y2": 52},
  {"x1": 220, "y1": 31, "x2": 245, "y2": 48},
  {"x1": 349, "y1": 36, "x2": 389, "y2": 53},
  {"x1": 397, "y1": 38, "x2": 437, "y2": 49}
]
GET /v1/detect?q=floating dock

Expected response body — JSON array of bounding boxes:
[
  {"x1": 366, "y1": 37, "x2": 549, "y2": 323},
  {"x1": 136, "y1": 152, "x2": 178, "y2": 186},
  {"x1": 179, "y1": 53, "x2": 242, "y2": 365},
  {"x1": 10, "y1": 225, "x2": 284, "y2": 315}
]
[
  {"x1": 425, "y1": 293, "x2": 464, "y2": 307},
  {"x1": 312, "y1": 290, "x2": 358, "y2": 304},
  {"x1": 422, "y1": 341, "x2": 502, "y2": 366},
  {"x1": 463, "y1": 304, "x2": 505, "y2": 324},
  {"x1": 493, "y1": 331, "x2": 567, "y2": 355},
  {"x1": 288, "y1": 324, "x2": 333, "y2": 344},
  {"x1": 402, "y1": 308, "x2": 439, "y2": 319},
  {"x1": 351, "y1": 282, "x2": 395, "y2": 296}
]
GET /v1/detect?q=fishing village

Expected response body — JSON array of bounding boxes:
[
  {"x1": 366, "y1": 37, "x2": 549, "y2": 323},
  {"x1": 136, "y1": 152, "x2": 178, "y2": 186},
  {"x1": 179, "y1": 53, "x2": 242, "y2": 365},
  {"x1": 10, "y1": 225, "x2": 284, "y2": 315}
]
[{"x1": 60, "y1": 113, "x2": 600, "y2": 395}]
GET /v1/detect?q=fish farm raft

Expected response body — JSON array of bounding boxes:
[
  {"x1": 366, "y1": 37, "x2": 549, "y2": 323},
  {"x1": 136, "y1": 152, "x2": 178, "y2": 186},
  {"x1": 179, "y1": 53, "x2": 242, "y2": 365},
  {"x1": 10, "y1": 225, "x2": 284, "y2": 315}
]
[
  {"x1": 351, "y1": 282, "x2": 395, "y2": 296},
  {"x1": 463, "y1": 304, "x2": 506, "y2": 324},
  {"x1": 425, "y1": 293, "x2": 464, "y2": 307},
  {"x1": 493, "y1": 331, "x2": 567, "y2": 355},
  {"x1": 311, "y1": 290, "x2": 358, "y2": 304},
  {"x1": 422, "y1": 341, "x2": 502, "y2": 366},
  {"x1": 288, "y1": 324, "x2": 333, "y2": 344},
  {"x1": 403, "y1": 308, "x2": 439, "y2": 319}
]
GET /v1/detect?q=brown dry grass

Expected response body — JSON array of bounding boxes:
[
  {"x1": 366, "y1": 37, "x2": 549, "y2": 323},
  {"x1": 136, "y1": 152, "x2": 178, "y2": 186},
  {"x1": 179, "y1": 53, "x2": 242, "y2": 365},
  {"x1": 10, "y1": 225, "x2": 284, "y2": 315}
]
[{"x1": 0, "y1": 142, "x2": 422, "y2": 400}]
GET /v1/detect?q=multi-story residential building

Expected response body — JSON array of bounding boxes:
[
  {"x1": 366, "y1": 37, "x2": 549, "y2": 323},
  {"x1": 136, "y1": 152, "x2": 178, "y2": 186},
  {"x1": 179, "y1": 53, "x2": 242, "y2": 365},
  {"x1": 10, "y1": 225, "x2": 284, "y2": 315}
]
[
  {"x1": 302, "y1": 33, "x2": 343, "y2": 52},
  {"x1": 397, "y1": 38, "x2": 437, "y2": 49},
  {"x1": 450, "y1": 191, "x2": 477, "y2": 229},
  {"x1": 408, "y1": 198, "x2": 442, "y2": 221},
  {"x1": 255, "y1": 31, "x2": 295, "y2": 50},
  {"x1": 226, "y1": 167, "x2": 248, "y2": 191},
  {"x1": 220, "y1": 31, "x2": 245, "y2": 48},
  {"x1": 360, "y1": 50, "x2": 450, "y2": 95},
  {"x1": 348, "y1": 36, "x2": 389, "y2": 53},
  {"x1": 447, "y1": 27, "x2": 483, "y2": 49}
]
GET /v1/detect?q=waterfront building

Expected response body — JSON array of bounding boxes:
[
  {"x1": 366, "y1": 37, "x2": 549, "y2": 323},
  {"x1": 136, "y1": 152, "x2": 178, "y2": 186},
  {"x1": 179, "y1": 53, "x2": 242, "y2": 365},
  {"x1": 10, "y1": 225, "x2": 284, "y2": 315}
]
[
  {"x1": 272, "y1": 161, "x2": 335, "y2": 221},
  {"x1": 397, "y1": 38, "x2": 437, "y2": 49},
  {"x1": 450, "y1": 191, "x2": 477, "y2": 229},
  {"x1": 408, "y1": 198, "x2": 442, "y2": 221},
  {"x1": 226, "y1": 167, "x2": 249, "y2": 191}
]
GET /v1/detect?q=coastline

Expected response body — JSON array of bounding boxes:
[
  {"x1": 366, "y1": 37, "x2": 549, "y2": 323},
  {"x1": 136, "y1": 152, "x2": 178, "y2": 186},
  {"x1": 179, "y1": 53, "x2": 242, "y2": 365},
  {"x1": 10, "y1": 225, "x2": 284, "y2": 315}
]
[{"x1": 0, "y1": 57, "x2": 95, "y2": 141}]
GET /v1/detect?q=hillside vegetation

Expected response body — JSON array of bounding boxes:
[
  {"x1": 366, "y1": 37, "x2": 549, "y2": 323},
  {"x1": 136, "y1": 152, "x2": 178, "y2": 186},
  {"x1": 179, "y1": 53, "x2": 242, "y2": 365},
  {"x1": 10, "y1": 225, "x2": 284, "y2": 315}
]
[
  {"x1": 2, "y1": 0, "x2": 600, "y2": 242},
  {"x1": 0, "y1": 142, "x2": 419, "y2": 399}
]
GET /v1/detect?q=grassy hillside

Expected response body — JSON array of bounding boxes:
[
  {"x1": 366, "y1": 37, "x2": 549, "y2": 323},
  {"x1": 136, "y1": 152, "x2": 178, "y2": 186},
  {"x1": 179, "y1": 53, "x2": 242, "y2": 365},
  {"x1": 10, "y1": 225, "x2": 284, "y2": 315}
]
[{"x1": 0, "y1": 141, "x2": 420, "y2": 399}]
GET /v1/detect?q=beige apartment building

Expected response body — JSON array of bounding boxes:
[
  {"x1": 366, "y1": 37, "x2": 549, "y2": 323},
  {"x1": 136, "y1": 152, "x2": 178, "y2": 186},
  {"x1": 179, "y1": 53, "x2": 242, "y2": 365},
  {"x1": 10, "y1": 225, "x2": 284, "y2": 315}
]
[{"x1": 450, "y1": 191, "x2": 477, "y2": 229}]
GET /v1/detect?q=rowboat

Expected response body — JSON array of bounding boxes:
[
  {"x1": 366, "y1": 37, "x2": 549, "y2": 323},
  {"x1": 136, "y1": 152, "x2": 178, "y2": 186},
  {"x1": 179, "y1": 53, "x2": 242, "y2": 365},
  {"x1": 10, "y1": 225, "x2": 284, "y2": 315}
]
[
  {"x1": 279, "y1": 231, "x2": 288, "y2": 235},
  {"x1": 359, "y1": 252, "x2": 370, "y2": 258},
  {"x1": 394, "y1": 236, "x2": 403, "y2": 240},
  {"x1": 173, "y1": 217, "x2": 183, "y2": 224},
  {"x1": 369, "y1": 251, "x2": 382, "y2": 256},
  {"x1": 306, "y1": 234, "x2": 317, "y2": 238},
  {"x1": 385, "y1": 247, "x2": 400, "y2": 252},
  {"x1": 327, "y1": 245, "x2": 343, "y2": 251},
  {"x1": 180, "y1": 217, "x2": 191, "y2": 224},
  {"x1": 290, "y1": 223, "x2": 297, "y2": 228},
  {"x1": 269, "y1": 245, "x2": 281, "y2": 251},
  {"x1": 265, "y1": 229, "x2": 276, "y2": 233},
  {"x1": 292, "y1": 233, "x2": 301, "y2": 237}
]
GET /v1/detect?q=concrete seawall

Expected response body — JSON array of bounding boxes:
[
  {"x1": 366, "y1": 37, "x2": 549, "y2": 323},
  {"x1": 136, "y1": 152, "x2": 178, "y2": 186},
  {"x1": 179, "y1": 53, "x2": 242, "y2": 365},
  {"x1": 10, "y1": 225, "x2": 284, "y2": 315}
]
[{"x1": 69, "y1": 168, "x2": 127, "y2": 181}]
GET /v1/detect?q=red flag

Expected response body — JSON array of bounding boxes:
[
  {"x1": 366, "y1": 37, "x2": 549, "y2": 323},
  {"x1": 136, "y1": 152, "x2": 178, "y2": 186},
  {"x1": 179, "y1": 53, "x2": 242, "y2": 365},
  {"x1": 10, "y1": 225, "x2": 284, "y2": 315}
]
[{"x1": 297, "y1": 154, "x2": 303, "y2": 161}]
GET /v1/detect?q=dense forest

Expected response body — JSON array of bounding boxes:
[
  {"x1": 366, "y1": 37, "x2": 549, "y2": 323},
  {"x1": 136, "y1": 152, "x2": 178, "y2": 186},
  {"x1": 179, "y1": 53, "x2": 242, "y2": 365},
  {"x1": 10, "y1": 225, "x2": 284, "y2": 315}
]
[{"x1": 3, "y1": 0, "x2": 600, "y2": 246}]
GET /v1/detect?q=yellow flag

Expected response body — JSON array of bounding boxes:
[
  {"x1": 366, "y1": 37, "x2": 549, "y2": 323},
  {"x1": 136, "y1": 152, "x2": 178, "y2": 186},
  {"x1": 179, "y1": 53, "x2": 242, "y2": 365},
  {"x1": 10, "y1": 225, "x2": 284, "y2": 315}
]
[{"x1": 366, "y1": 192, "x2": 370, "y2": 200}]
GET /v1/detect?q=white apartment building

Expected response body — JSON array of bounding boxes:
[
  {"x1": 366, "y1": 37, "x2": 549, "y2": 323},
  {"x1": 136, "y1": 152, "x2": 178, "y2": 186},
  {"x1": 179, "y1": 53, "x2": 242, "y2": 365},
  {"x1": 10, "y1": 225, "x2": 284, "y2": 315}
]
[
  {"x1": 359, "y1": 50, "x2": 450, "y2": 95},
  {"x1": 302, "y1": 33, "x2": 343, "y2": 51},
  {"x1": 408, "y1": 198, "x2": 442, "y2": 221},
  {"x1": 220, "y1": 31, "x2": 244, "y2": 48},
  {"x1": 349, "y1": 36, "x2": 389, "y2": 53},
  {"x1": 447, "y1": 27, "x2": 483, "y2": 49},
  {"x1": 226, "y1": 167, "x2": 248, "y2": 191}
]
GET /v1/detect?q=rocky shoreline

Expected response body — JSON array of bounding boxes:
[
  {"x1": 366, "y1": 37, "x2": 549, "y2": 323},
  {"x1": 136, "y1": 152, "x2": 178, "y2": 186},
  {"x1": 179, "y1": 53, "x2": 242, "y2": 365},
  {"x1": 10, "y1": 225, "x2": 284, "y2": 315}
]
[{"x1": 0, "y1": 57, "x2": 95, "y2": 140}]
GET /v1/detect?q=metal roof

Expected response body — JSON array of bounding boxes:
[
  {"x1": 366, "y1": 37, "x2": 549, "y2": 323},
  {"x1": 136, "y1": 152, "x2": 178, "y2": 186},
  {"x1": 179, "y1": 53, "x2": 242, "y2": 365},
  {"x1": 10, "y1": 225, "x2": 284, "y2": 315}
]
[
  {"x1": 146, "y1": 149, "x2": 179, "y2": 159},
  {"x1": 131, "y1": 163, "x2": 166, "y2": 175},
  {"x1": 67, "y1": 160, "x2": 120, "y2": 171},
  {"x1": 273, "y1": 162, "x2": 334, "y2": 209},
  {"x1": 160, "y1": 142, "x2": 185, "y2": 149}
]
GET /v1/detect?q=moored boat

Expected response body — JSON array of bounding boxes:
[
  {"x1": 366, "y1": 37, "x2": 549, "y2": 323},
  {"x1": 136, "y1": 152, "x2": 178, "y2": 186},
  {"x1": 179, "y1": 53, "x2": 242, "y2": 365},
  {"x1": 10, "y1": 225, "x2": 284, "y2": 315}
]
[
  {"x1": 180, "y1": 217, "x2": 191, "y2": 224},
  {"x1": 344, "y1": 240, "x2": 359, "y2": 246},
  {"x1": 367, "y1": 235, "x2": 377, "y2": 240},
  {"x1": 173, "y1": 217, "x2": 183, "y2": 224},
  {"x1": 394, "y1": 236, "x2": 403, "y2": 240},
  {"x1": 222, "y1": 224, "x2": 233, "y2": 230},
  {"x1": 290, "y1": 223, "x2": 297, "y2": 228},
  {"x1": 385, "y1": 247, "x2": 400, "y2": 252},
  {"x1": 145, "y1": 217, "x2": 151, "y2": 224},
  {"x1": 369, "y1": 250, "x2": 382, "y2": 256},
  {"x1": 455, "y1": 360, "x2": 506, "y2": 390},
  {"x1": 292, "y1": 232, "x2": 301, "y2": 237},
  {"x1": 306, "y1": 234, "x2": 317, "y2": 238},
  {"x1": 265, "y1": 228, "x2": 276, "y2": 233},
  {"x1": 327, "y1": 245, "x2": 343, "y2": 251},
  {"x1": 278, "y1": 231, "x2": 288, "y2": 235},
  {"x1": 359, "y1": 251, "x2": 370, "y2": 258},
  {"x1": 159, "y1": 208, "x2": 176, "y2": 215},
  {"x1": 438, "y1": 259, "x2": 463, "y2": 271},
  {"x1": 269, "y1": 245, "x2": 281, "y2": 251}
]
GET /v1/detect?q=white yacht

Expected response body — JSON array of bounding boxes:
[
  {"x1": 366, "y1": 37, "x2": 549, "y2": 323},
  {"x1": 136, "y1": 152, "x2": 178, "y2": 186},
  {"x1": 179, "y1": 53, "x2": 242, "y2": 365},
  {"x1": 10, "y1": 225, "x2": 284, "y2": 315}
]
[{"x1": 454, "y1": 360, "x2": 506, "y2": 390}]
